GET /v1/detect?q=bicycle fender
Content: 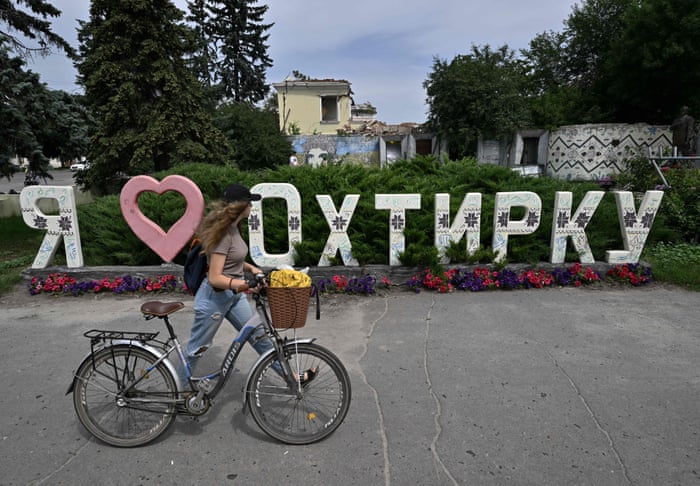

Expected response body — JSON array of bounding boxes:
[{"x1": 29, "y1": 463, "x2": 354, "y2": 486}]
[
  {"x1": 66, "y1": 340, "x2": 183, "y2": 395},
  {"x1": 241, "y1": 338, "x2": 315, "y2": 411}
]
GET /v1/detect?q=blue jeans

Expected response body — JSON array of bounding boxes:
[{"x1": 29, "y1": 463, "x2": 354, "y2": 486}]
[{"x1": 180, "y1": 278, "x2": 272, "y2": 385}]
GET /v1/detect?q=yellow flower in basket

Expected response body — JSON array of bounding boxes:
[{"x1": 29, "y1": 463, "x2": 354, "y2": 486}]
[
  {"x1": 269, "y1": 269, "x2": 311, "y2": 288},
  {"x1": 267, "y1": 269, "x2": 314, "y2": 329}
]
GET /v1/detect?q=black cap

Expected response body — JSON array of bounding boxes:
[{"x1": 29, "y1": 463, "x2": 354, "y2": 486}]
[{"x1": 222, "y1": 184, "x2": 261, "y2": 203}]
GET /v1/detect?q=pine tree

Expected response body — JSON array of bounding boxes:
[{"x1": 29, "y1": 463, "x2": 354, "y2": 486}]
[
  {"x1": 75, "y1": 0, "x2": 231, "y2": 194},
  {"x1": 192, "y1": 0, "x2": 273, "y2": 105},
  {"x1": 0, "y1": 39, "x2": 87, "y2": 181},
  {"x1": 0, "y1": 0, "x2": 74, "y2": 57}
]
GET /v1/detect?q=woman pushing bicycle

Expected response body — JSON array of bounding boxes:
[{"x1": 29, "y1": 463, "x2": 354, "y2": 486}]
[
  {"x1": 69, "y1": 182, "x2": 350, "y2": 447},
  {"x1": 182, "y1": 183, "x2": 270, "y2": 382}
]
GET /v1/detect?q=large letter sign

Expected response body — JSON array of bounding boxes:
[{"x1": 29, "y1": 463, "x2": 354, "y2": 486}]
[
  {"x1": 22, "y1": 178, "x2": 666, "y2": 270},
  {"x1": 375, "y1": 194, "x2": 421, "y2": 266},
  {"x1": 249, "y1": 183, "x2": 301, "y2": 268},
  {"x1": 435, "y1": 192, "x2": 482, "y2": 263},
  {"x1": 606, "y1": 190, "x2": 664, "y2": 264},
  {"x1": 550, "y1": 191, "x2": 605, "y2": 264},
  {"x1": 21, "y1": 185, "x2": 83, "y2": 268},
  {"x1": 316, "y1": 194, "x2": 359, "y2": 266},
  {"x1": 493, "y1": 191, "x2": 542, "y2": 262}
]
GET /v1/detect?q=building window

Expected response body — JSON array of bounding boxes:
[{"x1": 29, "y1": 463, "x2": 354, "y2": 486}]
[{"x1": 321, "y1": 96, "x2": 338, "y2": 122}]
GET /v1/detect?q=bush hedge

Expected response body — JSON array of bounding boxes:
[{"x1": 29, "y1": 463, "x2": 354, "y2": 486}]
[{"x1": 76, "y1": 156, "x2": 672, "y2": 268}]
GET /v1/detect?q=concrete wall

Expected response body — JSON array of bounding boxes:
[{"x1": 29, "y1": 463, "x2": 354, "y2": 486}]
[{"x1": 0, "y1": 188, "x2": 94, "y2": 218}]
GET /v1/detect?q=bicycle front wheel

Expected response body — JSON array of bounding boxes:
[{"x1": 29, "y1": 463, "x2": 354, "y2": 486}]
[
  {"x1": 72, "y1": 345, "x2": 177, "y2": 447},
  {"x1": 247, "y1": 342, "x2": 351, "y2": 445}
]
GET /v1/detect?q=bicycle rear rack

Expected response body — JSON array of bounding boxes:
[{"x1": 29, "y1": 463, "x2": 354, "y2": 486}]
[
  {"x1": 82, "y1": 329, "x2": 168, "y2": 371},
  {"x1": 84, "y1": 329, "x2": 160, "y2": 343}
]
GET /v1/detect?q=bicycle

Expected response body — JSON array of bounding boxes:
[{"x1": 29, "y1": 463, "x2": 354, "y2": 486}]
[{"x1": 66, "y1": 275, "x2": 352, "y2": 447}]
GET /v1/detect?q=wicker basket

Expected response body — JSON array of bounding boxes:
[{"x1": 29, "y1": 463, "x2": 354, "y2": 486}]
[{"x1": 266, "y1": 286, "x2": 312, "y2": 329}]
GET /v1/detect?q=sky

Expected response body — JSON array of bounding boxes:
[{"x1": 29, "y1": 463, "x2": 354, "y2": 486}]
[{"x1": 24, "y1": 0, "x2": 579, "y2": 124}]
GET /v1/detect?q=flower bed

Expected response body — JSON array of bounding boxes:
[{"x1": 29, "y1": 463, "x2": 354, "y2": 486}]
[
  {"x1": 405, "y1": 263, "x2": 649, "y2": 294},
  {"x1": 27, "y1": 273, "x2": 179, "y2": 296},
  {"x1": 26, "y1": 263, "x2": 650, "y2": 297}
]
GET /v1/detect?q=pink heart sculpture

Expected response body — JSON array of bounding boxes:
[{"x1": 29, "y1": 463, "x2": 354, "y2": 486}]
[{"x1": 120, "y1": 175, "x2": 205, "y2": 262}]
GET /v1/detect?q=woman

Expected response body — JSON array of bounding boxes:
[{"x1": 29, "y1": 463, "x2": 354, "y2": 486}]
[{"x1": 182, "y1": 183, "x2": 270, "y2": 380}]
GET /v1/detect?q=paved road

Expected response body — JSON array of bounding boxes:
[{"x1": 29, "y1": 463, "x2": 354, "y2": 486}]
[
  {"x1": 0, "y1": 168, "x2": 76, "y2": 194},
  {"x1": 1, "y1": 285, "x2": 699, "y2": 485}
]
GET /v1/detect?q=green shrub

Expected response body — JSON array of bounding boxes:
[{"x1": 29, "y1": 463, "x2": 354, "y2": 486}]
[{"x1": 73, "y1": 157, "x2": 663, "y2": 267}]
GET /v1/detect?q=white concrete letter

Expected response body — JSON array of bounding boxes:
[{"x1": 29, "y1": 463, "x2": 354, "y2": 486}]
[
  {"x1": 375, "y1": 194, "x2": 421, "y2": 266},
  {"x1": 550, "y1": 191, "x2": 605, "y2": 264},
  {"x1": 316, "y1": 194, "x2": 359, "y2": 266},
  {"x1": 248, "y1": 183, "x2": 301, "y2": 267},
  {"x1": 434, "y1": 193, "x2": 482, "y2": 263},
  {"x1": 20, "y1": 185, "x2": 83, "y2": 268},
  {"x1": 606, "y1": 190, "x2": 664, "y2": 264},
  {"x1": 492, "y1": 191, "x2": 542, "y2": 263}
]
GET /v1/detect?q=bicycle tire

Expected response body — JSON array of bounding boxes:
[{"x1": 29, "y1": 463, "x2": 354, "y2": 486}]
[
  {"x1": 72, "y1": 345, "x2": 177, "y2": 447},
  {"x1": 247, "y1": 342, "x2": 351, "y2": 444}
]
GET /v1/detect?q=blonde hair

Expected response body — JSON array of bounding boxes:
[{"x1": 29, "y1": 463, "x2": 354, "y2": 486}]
[{"x1": 197, "y1": 200, "x2": 250, "y2": 254}]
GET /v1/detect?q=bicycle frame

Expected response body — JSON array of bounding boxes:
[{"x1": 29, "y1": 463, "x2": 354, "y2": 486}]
[{"x1": 68, "y1": 289, "x2": 316, "y2": 410}]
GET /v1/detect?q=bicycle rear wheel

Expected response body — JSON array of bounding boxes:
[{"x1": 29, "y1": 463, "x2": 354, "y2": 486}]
[
  {"x1": 247, "y1": 342, "x2": 351, "y2": 444},
  {"x1": 72, "y1": 345, "x2": 177, "y2": 447}
]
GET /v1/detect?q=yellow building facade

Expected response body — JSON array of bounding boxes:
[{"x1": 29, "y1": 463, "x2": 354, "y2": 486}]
[{"x1": 272, "y1": 79, "x2": 353, "y2": 135}]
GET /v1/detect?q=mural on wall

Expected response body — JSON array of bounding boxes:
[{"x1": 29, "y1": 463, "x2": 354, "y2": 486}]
[
  {"x1": 290, "y1": 134, "x2": 381, "y2": 165},
  {"x1": 19, "y1": 179, "x2": 664, "y2": 269},
  {"x1": 548, "y1": 123, "x2": 671, "y2": 181}
]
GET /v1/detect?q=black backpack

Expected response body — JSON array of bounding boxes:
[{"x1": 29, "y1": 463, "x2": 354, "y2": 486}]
[{"x1": 183, "y1": 239, "x2": 207, "y2": 296}]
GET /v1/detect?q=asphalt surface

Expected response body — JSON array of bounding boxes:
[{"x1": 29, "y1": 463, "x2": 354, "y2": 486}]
[
  {"x1": 1, "y1": 283, "x2": 699, "y2": 485},
  {"x1": 0, "y1": 168, "x2": 76, "y2": 194}
]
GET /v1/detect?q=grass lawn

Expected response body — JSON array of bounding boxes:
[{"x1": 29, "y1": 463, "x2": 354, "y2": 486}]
[{"x1": 0, "y1": 216, "x2": 62, "y2": 295}]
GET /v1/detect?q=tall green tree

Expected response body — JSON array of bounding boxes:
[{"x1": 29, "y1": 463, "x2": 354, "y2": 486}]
[
  {"x1": 524, "y1": 0, "x2": 700, "y2": 126},
  {"x1": 522, "y1": 0, "x2": 628, "y2": 125},
  {"x1": 0, "y1": 0, "x2": 74, "y2": 57},
  {"x1": 603, "y1": 0, "x2": 700, "y2": 123},
  {"x1": 190, "y1": 0, "x2": 273, "y2": 105},
  {"x1": 0, "y1": 39, "x2": 88, "y2": 181},
  {"x1": 424, "y1": 44, "x2": 532, "y2": 158},
  {"x1": 75, "y1": 0, "x2": 231, "y2": 194}
]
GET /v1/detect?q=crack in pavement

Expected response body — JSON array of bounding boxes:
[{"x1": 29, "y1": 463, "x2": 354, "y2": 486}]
[
  {"x1": 424, "y1": 296, "x2": 459, "y2": 485},
  {"x1": 542, "y1": 347, "x2": 633, "y2": 485},
  {"x1": 358, "y1": 295, "x2": 392, "y2": 486},
  {"x1": 32, "y1": 438, "x2": 93, "y2": 485}
]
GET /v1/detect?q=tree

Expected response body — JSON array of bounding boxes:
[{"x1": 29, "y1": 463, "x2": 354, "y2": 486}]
[
  {"x1": 0, "y1": 39, "x2": 87, "y2": 181},
  {"x1": 212, "y1": 102, "x2": 291, "y2": 171},
  {"x1": 604, "y1": 0, "x2": 700, "y2": 123},
  {"x1": 524, "y1": 0, "x2": 700, "y2": 126},
  {"x1": 522, "y1": 0, "x2": 629, "y2": 126},
  {"x1": 424, "y1": 44, "x2": 532, "y2": 158},
  {"x1": 0, "y1": 0, "x2": 74, "y2": 57},
  {"x1": 190, "y1": 0, "x2": 273, "y2": 105},
  {"x1": 75, "y1": 0, "x2": 231, "y2": 194}
]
